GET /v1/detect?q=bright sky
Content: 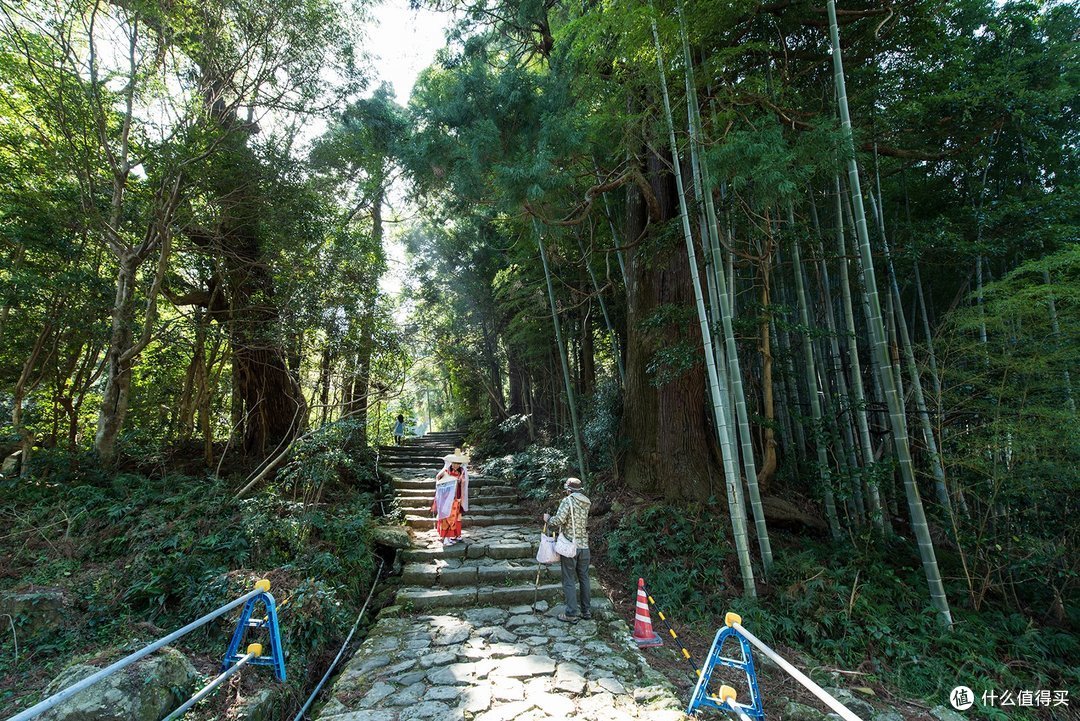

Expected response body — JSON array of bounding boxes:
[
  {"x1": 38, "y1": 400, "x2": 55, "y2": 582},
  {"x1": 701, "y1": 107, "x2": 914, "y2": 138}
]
[
  {"x1": 367, "y1": 1, "x2": 451, "y2": 299},
  {"x1": 367, "y1": 1, "x2": 451, "y2": 106}
]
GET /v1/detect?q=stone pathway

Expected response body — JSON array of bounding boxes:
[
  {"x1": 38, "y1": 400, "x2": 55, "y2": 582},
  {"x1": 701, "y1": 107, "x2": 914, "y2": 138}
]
[{"x1": 314, "y1": 441, "x2": 687, "y2": 721}]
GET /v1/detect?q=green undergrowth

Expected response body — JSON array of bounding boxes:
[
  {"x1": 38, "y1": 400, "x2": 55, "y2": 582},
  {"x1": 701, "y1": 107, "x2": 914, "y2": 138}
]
[
  {"x1": 606, "y1": 503, "x2": 1079, "y2": 720},
  {"x1": 0, "y1": 440, "x2": 382, "y2": 717}
]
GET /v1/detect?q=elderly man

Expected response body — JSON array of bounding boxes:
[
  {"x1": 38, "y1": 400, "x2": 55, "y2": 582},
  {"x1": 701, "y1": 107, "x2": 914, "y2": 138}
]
[{"x1": 543, "y1": 477, "x2": 592, "y2": 623}]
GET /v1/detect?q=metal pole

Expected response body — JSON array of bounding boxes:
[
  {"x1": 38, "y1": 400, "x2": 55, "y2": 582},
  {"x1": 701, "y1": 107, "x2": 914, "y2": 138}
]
[
  {"x1": 6, "y1": 582, "x2": 270, "y2": 721},
  {"x1": 729, "y1": 617, "x2": 864, "y2": 721},
  {"x1": 162, "y1": 648, "x2": 259, "y2": 721}
]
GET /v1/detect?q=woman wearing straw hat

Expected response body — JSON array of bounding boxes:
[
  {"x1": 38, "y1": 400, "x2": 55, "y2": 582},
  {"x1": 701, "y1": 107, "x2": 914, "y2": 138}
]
[{"x1": 431, "y1": 450, "x2": 470, "y2": 545}]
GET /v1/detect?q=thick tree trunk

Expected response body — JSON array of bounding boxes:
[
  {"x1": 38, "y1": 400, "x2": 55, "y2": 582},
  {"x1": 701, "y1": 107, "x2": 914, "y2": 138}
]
[
  {"x1": 620, "y1": 137, "x2": 718, "y2": 501},
  {"x1": 217, "y1": 141, "x2": 306, "y2": 457}
]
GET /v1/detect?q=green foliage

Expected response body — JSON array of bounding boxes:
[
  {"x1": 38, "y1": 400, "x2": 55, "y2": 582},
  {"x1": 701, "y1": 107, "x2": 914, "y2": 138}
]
[
  {"x1": 608, "y1": 504, "x2": 1078, "y2": 716},
  {"x1": 482, "y1": 444, "x2": 572, "y2": 500},
  {"x1": 0, "y1": 459, "x2": 380, "y2": 711}
]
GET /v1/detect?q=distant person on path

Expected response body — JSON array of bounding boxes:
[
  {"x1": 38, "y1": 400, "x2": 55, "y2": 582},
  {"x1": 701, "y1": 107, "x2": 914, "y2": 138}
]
[
  {"x1": 432, "y1": 451, "x2": 470, "y2": 546},
  {"x1": 543, "y1": 477, "x2": 592, "y2": 623},
  {"x1": 393, "y1": 414, "x2": 406, "y2": 445}
]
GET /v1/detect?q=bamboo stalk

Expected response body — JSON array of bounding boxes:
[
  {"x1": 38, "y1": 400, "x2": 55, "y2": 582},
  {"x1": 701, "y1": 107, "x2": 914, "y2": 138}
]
[
  {"x1": 827, "y1": 0, "x2": 952, "y2": 626},
  {"x1": 678, "y1": 6, "x2": 772, "y2": 571},
  {"x1": 651, "y1": 13, "x2": 755, "y2": 596},
  {"x1": 833, "y1": 177, "x2": 884, "y2": 531},
  {"x1": 536, "y1": 226, "x2": 588, "y2": 477},
  {"x1": 789, "y1": 208, "x2": 842, "y2": 540},
  {"x1": 868, "y1": 192, "x2": 954, "y2": 516}
]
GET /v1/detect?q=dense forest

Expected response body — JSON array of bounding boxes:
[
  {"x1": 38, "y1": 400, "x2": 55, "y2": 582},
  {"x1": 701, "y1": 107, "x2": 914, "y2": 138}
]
[{"x1": 1, "y1": 0, "x2": 1077, "y2": 717}]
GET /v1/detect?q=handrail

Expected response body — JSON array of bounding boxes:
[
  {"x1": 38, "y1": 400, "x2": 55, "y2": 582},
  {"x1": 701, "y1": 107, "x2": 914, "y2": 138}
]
[
  {"x1": 6, "y1": 580, "x2": 272, "y2": 721},
  {"x1": 163, "y1": 644, "x2": 262, "y2": 721},
  {"x1": 725, "y1": 613, "x2": 864, "y2": 721}
]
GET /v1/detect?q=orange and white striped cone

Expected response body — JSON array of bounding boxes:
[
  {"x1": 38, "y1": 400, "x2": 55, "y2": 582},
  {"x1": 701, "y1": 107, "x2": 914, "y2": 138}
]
[{"x1": 633, "y1": 578, "x2": 663, "y2": 647}]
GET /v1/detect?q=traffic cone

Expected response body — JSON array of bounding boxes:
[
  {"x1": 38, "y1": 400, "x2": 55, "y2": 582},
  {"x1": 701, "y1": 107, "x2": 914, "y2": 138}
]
[{"x1": 633, "y1": 578, "x2": 663, "y2": 647}]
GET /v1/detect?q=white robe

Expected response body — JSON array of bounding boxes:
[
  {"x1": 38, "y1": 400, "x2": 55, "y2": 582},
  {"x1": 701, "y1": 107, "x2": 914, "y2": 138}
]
[{"x1": 436, "y1": 461, "x2": 469, "y2": 513}]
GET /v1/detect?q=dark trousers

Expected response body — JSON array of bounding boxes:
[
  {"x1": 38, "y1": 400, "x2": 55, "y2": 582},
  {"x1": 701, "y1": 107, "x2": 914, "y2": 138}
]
[{"x1": 560, "y1": 548, "x2": 591, "y2": 617}]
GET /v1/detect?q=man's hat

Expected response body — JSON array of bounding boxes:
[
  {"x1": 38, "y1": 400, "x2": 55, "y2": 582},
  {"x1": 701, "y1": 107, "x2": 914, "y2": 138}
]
[{"x1": 564, "y1": 477, "x2": 583, "y2": 491}]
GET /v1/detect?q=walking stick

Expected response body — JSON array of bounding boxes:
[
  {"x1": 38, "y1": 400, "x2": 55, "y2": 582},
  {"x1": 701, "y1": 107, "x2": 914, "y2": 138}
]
[{"x1": 532, "y1": 522, "x2": 548, "y2": 611}]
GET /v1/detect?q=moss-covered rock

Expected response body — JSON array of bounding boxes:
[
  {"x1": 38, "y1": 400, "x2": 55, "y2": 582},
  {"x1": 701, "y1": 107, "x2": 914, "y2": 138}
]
[{"x1": 38, "y1": 646, "x2": 197, "y2": 721}]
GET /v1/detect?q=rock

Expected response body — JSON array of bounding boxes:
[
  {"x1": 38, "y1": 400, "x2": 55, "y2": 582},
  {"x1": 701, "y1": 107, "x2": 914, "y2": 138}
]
[
  {"x1": 529, "y1": 692, "x2": 576, "y2": 717},
  {"x1": 458, "y1": 685, "x2": 492, "y2": 713},
  {"x1": 424, "y1": 685, "x2": 461, "y2": 702},
  {"x1": 783, "y1": 701, "x2": 827, "y2": 721},
  {"x1": 489, "y1": 654, "x2": 556, "y2": 678},
  {"x1": 431, "y1": 618, "x2": 472, "y2": 646},
  {"x1": 356, "y1": 654, "x2": 393, "y2": 674},
  {"x1": 419, "y1": 650, "x2": 458, "y2": 668},
  {"x1": 358, "y1": 682, "x2": 396, "y2": 708},
  {"x1": 872, "y1": 711, "x2": 905, "y2": 721},
  {"x1": 386, "y1": 682, "x2": 426, "y2": 706},
  {"x1": 1, "y1": 450, "x2": 20, "y2": 477},
  {"x1": 235, "y1": 689, "x2": 274, "y2": 721},
  {"x1": 427, "y1": 661, "x2": 492, "y2": 685},
  {"x1": 534, "y1": 600, "x2": 550, "y2": 612},
  {"x1": 322, "y1": 711, "x2": 397, "y2": 721},
  {"x1": 39, "y1": 646, "x2": 197, "y2": 721},
  {"x1": 492, "y1": 677, "x2": 525, "y2": 701},
  {"x1": 633, "y1": 685, "x2": 670, "y2": 705},
  {"x1": 554, "y1": 662, "x2": 587, "y2": 694},
  {"x1": 823, "y1": 687, "x2": 876, "y2": 719},
  {"x1": 372, "y1": 524, "x2": 411, "y2": 549},
  {"x1": 399, "y1": 701, "x2": 453, "y2": 720},
  {"x1": 930, "y1": 707, "x2": 967, "y2": 721},
  {"x1": 2, "y1": 589, "x2": 72, "y2": 637},
  {"x1": 464, "y1": 608, "x2": 509, "y2": 626},
  {"x1": 597, "y1": 677, "x2": 627, "y2": 695}
]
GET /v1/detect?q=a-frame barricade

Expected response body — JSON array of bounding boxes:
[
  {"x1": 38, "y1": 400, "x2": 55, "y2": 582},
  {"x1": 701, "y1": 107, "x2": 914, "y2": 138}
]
[
  {"x1": 687, "y1": 612, "x2": 764, "y2": 719},
  {"x1": 222, "y1": 579, "x2": 286, "y2": 682}
]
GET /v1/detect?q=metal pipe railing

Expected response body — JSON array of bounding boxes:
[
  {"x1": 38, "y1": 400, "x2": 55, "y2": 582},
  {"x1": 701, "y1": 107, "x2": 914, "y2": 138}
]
[
  {"x1": 163, "y1": 644, "x2": 261, "y2": 721},
  {"x1": 725, "y1": 613, "x2": 864, "y2": 721},
  {"x1": 6, "y1": 580, "x2": 272, "y2": 721}
]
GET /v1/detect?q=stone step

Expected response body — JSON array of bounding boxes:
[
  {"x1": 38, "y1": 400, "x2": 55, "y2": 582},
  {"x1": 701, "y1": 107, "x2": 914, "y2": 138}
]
[
  {"x1": 402, "y1": 559, "x2": 599, "y2": 587},
  {"x1": 396, "y1": 578, "x2": 603, "y2": 611},
  {"x1": 403, "y1": 538, "x2": 538, "y2": 563},
  {"x1": 405, "y1": 514, "x2": 533, "y2": 529},
  {"x1": 379, "y1": 458, "x2": 447, "y2": 467},
  {"x1": 392, "y1": 478, "x2": 507, "y2": 491},
  {"x1": 396, "y1": 493, "x2": 518, "y2": 505},
  {"x1": 397, "y1": 503, "x2": 524, "y2": 516}
]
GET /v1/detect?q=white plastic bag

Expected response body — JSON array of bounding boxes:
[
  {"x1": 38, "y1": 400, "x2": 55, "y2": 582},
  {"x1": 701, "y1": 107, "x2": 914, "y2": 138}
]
[{"x1": 536, "y1": 533, "x2": 558, "y2": 564}]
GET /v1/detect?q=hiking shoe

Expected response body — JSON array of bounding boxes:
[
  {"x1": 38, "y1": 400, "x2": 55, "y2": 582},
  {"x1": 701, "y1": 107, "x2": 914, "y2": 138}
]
[{"x1": 557, "y1": 613, "x2": 579, "y2": 623}]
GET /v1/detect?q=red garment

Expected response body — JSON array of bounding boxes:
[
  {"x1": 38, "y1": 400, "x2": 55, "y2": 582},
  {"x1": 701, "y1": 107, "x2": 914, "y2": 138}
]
[{"x1": 432, "y1": 467, "x2": 465, "y2": 539}]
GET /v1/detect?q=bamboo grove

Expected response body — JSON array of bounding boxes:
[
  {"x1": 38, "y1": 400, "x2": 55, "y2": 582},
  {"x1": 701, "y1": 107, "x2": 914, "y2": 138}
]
[
  {"x1": 403, "y1": 0, "x2": 1077, "y2": 629},
  {"x1": 1, "y1": 0, "x2": 1077, "y2": 647}
]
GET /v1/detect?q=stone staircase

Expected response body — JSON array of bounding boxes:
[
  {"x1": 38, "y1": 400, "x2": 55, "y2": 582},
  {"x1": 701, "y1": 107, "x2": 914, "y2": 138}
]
[
  {"x1": 377, "y1": 435, "x2": 604, "y2": 613},
  {"x1": 377, "y1": 431, "x2": 466, "y2": 471},
  {"x1": 313, "y1": 437, "x2": 686, "y2": 721}
]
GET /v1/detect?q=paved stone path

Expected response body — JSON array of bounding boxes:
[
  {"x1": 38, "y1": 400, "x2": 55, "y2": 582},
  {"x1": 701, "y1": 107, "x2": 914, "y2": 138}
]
[{"x1": 314, "y1": 437, "x2": 687, "y2": 721}]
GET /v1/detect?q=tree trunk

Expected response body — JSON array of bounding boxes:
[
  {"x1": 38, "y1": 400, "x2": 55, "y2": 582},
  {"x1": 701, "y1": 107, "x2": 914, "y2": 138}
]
[
  {"x1": 620, "y1": 143, "x2": 718, "y2": 501},
  {"x1": 95, "y1": 255, "x2": 138, "y2": 462}
]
